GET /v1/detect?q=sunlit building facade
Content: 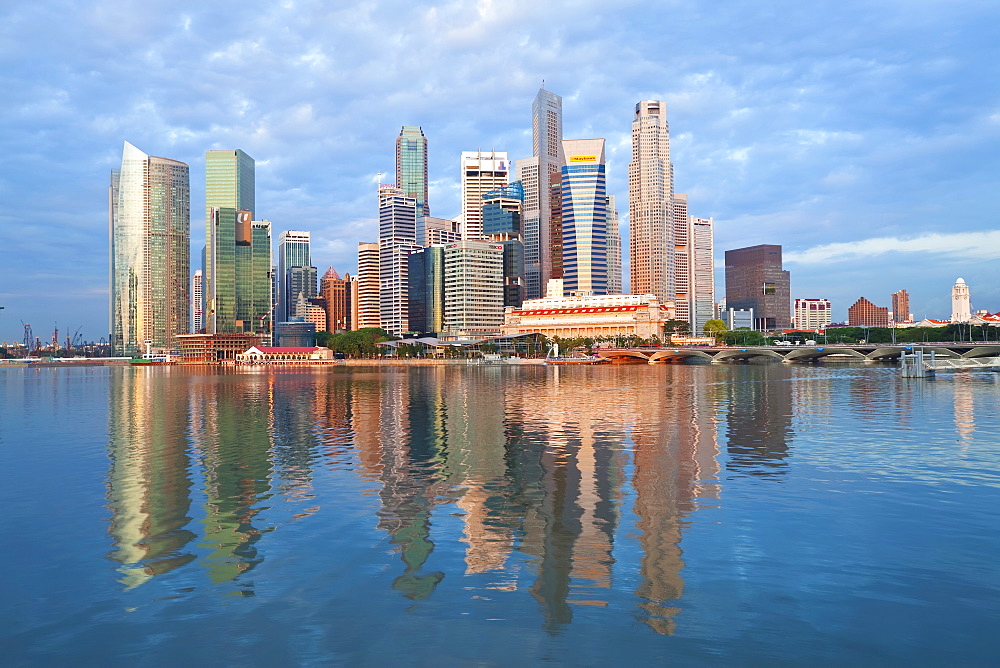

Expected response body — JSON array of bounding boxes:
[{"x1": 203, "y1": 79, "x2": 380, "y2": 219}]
[
  {"x1": 461, "y1": 150, "x2": 509, "y2": 240},
  {"x1": 397, "y1": 125, "x2": 429, "y2": 244},
  {"x1": 443, "y1": 240, "x2": 505, "y2": 336},
  {"x1": 110, "y1": 141, "x2": 190, "y2": 355},
  {"x1": 560, "y1": 138, "x2": 608, "y2": 296},
  {"x1": 501, "y1": 293, "x2": 676, "y2": 340},
  {"x1": 629, "y1": 100, "x2": 674, "y2": 304}
]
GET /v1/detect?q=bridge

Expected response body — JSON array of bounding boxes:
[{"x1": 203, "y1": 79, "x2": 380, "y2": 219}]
[{"x1": 595, "y1": 344, "x2": 1000, "y2": 365}]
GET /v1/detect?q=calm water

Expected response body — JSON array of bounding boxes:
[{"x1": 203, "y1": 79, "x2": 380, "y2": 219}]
[{"x1": 2, "y1": 363, "x2": 998, "y2": 666}]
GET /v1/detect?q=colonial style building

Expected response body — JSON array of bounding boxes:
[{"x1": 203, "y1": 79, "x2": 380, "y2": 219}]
[{"x1": 501, "y1": 293, "x2": 676, "y2": 340}]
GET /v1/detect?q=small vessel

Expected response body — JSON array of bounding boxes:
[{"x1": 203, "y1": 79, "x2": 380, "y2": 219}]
[{"x1": 543, "y1": 342, "x2": 610, "y2": 365}]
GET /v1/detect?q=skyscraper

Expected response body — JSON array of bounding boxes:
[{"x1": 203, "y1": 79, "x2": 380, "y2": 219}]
[
  {"x1": 724, "y1": 244, "x2": 791, "y2": 330},
  {"x1": 629, "y1": 100, "x2": 674, "y2": 305},
  {"x1": 443, "y1": 240, "x2": 505, "y2": 336},
  {"x1": 606, "y1": 195, "x2": 622, "y2": 294},
  {"x1": 461, "y1": 150, "x2": 509, "y2": 240},
  {"x1": 407, "y1": 246, "x2": 445, "y2": 334},
  {"x1": 204, "y1": 149, "x2": 256, "y2": 334},
  {"x1": 320, "y1": 267, "x2": 351, "y2": 332},
  {"x1": 191, "y1": 270, "x2": 204, "y2": 333},
  {"x1": 672, "y1": 193, "x2": 690, "y2": 323},
  {"x1": 355, "y1": 242, "x2": 381, "y2": 330},
  {"x1": 378, "y1": 185, "x2": 421, "y2": 336},
  {"x1": 687, "y1": 216, "x2": 715, "y2": 333},
  {"x1": 891, "y1": 289, "x2": 911, "y2": 323},
  {"x1": 396, "y1": 126, "x2": 429, "y2": 243},
  {"x1": 516, "y1": 87, "x2": 564, "y2": 300},
  {"x1": 560, "y1": 138, "x2": 608, "y2": 296},
  {"x1": 110, "y1": 141, "x2": 190, "y2": 355},
  {"x1": 483, "y1": 182, "x2": 526, "y2": 308},
  {"x1": 277, "y1": 230, "x2": 316, "y2": 323}
]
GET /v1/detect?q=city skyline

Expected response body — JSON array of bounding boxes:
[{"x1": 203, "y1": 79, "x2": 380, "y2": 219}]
[{"x1": 3, "y1": 1, "x2": 999, "y2": 342}]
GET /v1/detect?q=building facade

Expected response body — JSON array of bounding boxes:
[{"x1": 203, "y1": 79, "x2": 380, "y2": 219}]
[
  {"x1": 204, "y1": 149, "x2": 255, "y2": 335},
  {"x1": 501, "y1": 293, "x2": 676, "y2": 340},
  {"x1": 191, "y1": 269, "x2": 204, "y2": 333},
  {"x1": 629, "y1": 100, "x2": 674, "y2": 305},
  {"x1": 110, "y1": 141, "x2": 190, "y2": 355},
  {"x1": 423, "y1": 216, "x2": 461, "y2": 246},
  {"x1": 396, "y1": 125, "x2": 429, "y2": 242},
  {"x1": 606, "y1": 195, "x2": 622, "y2": 294},
  {"x1": 794, "y1": 298, "x2": 832, "y2": 330},
  {"x1": 443, "y1": 240, "x2": 505, "y2": 336},
  {"x1": 560, "y1": 138, "x2": 608, "y2": 296},
  {"x1": 378, "y1": 185, "x2": 421, "y2": 336},
  {"x1": 724, "y1": 244, "x2": 791, "y2": 330},
  {"x1": 847, "y1": 297, "x2": 889, "y2": 327},
  {"x1": 688, "y1": 215, "x2": 715, "y2": 334},
  {"x1": 891, "y1": 289, "x2": 910, "y2": 323},
  {"x1": 407, "y1": 245, "x2": 445, "y2": 335},
  {"x1": 461, "y1": 151, "x2": 510, "y2": 240},
  {"x1": 277, "y1": 230, "x2": 314, "y2": 323},
  {"x1": 354, "y1": 242, "x2": 381, "y2": 330},
  {"x1": 320, "y1": 267, "x2": 351, "y2": 332}
]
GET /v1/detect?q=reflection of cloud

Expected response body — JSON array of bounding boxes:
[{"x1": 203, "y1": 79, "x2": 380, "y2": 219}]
[{"x1": 786, "y1": 231, "x2": 1000, "y2": 264}]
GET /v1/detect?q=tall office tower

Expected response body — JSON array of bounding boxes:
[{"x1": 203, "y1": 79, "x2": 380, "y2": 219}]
[
  {"x1": 724, "y1": 244, "x2": 791, "y2": 330},
  {"x1": 378, "y1": 186, "x2": 421, "y2": 336},
  {"x1": 191, "y1": 270, "x2": 204, "y2": 333},
  {"x1": 277, "y1": 230, "x2": 313, "y2": 322},
  {"x1": 286, "y1": 265, "x2": 317, "y2": 313},
  {"x1": 407, "y1": 246, "x2": 445, "y2": 334},
  {"x1": 515, "y1": 87, "x2": 564, "y2": 300},
  {"x1": 688, "y1": 216, "x2": 716, "y2": 334},
  {"x1": 423, "y1": 216, "x2": 461, "y2": 246},
  {"x1": 321, "y1": 267, "x2": 351, "y2": 332},
  {"x1": 443, "y1": 240, "x2": 505, "y2": 336},
  {"x1": 794, "y1": 298, "x2": 832, "y2": 329},
  {"x1": 606, "y1": 195, "x2": 622, "y2": 294},
  {"x1": 629, "y1": 100, "x2": 675, "y2": 304},
  {"x1": 396, "y1": 126, "x2": 429, "y2": 243},
  {"x1": 848, "y1": 297, "x2": 889, "y2": 327},
  {"x1": 891, "y1": 289, "x2": 911, "y2": 323},
  {"x1": 548, "y1": 173, "x2": 563, "y2": 286},
  {"x1": 110, "y1": 141, "x2": 190, "y2": 355},
  {"x1": 560, "y1": 138, "x2": 608, "y2": 296},
  {"x1": 460, "y1": 150, "x2": 509, "y2": 240},
  {"x1": 204, "y1": 149, "x2": 254, "y2": 334},
  {"x1": 235, "y1": 217, "x2": 273, "y2": 335},
  {"x1": 355, "y1": 243, "x2": 381, "y2": 329},
  {"x1": 951, "y1": 278, "x2": 971, "y2": 322},
  {"x1": 672, "y1": 193, "x2": 691, "y2": 323},
  {"x1": 483, "y1": 182, "x2": 526, "y2": 307}
]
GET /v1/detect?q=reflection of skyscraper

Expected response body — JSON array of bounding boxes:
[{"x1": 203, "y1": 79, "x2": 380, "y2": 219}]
[
  {"x1": 724, "y1": 365, "x2": 793, "y2": 477},
  {"x1": 110, "y1": 141, "x2": 190, "y2": 355},
  {"x1": 106, "y1": 368, "x2": 196, "y2": 588}
]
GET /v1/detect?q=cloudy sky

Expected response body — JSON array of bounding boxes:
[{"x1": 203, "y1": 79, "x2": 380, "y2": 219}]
[{"x1": 2, "y1": 0, "x2": 998, "y2": 344}]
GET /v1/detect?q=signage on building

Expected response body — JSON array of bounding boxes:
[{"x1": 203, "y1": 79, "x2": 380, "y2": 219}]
[{"x1": 570, "y1": 155, "x2": 596, "y2": 162}]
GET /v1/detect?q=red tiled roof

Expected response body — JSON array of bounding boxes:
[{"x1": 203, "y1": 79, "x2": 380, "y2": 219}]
[{"x1": 513, "y1": 304, "x2": 669, "y2": 316}]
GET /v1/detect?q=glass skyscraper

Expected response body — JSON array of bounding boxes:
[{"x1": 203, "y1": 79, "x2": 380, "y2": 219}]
[
  {"x1": 110, "y1": 141, "x2": 190, "y2": 355},
  {"x1": 396, "y1": 126, "x2": 429, "y2": 244},
  {"x1": 277, "y1": 231, "x2": 314, "y2": 322},
  {"x1": 205, "y1": 149, "x2": 256, "y2": 333},
  {"x1": 560, "y1": 139, "x2": 608, "y2": 296}
]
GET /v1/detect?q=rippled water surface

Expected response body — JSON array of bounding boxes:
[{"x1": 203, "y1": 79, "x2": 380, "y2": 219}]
[{"x1": 2, "y1": 364, "x2": 999, "y2": 665}]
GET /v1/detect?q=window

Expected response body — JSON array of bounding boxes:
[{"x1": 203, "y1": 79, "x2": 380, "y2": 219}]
[{"x1": 763, "y1": 282, "x2": 776, "y2": 295}]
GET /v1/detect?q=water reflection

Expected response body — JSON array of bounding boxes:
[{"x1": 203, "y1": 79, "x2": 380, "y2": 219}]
[{"x1": 722, "y1": 365, "x2": 793, "y2": 478}]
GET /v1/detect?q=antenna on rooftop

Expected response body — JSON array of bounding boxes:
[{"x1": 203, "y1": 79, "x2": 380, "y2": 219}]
[{"x1": 376, "y1": 171, "x2": 383, "y2": 186}]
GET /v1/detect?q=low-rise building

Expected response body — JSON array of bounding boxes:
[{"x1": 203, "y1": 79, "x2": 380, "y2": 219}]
[
  {"x1": 236, "y1": 346, "x2": 333, "y2": 364},
  {"x1": 176, "y1": 333, "x2": 262, "y2": 363},
  {"x1": 501, "y1": 293, "x2": 676, "y2": 340}
]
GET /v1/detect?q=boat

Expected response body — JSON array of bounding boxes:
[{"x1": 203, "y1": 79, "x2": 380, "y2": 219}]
[{"x1": 543, "y1": 342, "x2": 610, "y2": 365}]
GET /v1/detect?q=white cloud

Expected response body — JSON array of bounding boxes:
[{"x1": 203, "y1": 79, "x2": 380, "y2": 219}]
[{"x1": 786, "y1": 231, "x2": 1000, "y2": 264}]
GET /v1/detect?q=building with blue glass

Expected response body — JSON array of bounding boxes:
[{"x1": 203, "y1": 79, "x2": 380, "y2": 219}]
[{"x1": 560, "y1": 139, "x2": 608, "y2": 296}]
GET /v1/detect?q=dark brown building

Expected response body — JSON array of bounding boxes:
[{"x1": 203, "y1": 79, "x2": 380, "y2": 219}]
[
  {"x1": 848, "y1": 297, "x2": 889, "y2": 327},
  {"x1": 320, "y1": 267, "x2": 351, "y2": 332},
  {"x1": 724, "y1": 244, "x2": 791, "y2": 330}
]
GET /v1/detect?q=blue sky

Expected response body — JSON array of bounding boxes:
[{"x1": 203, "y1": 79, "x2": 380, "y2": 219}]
[{"x1": 2, "y1": 0, "x2": 998, "y2": 343}]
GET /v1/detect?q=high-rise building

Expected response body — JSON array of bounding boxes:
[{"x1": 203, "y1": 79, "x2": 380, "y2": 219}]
[
  {"x1": 191, "y1": 270, "x2": 204, "y2": 333},
  {"x1": 320, "y1": 267, "x2": 351, "y2": 332},
  {"x1": 794, "y1": 298, "x2": 832, "y2": 330},
  {"x1": 672, "y1": 193, "x2": 690, "y2": 322},
  {"x1": 482, "y1": 182, "x2": 526, "y2": 308},
  {"x1": 277, "y1": 230, "x2": 314, "y2": 323},
  {"x1": 606, "y1": 195, "x2": 622, "y2": 294},
  {"x1": 110, "y1": 141, "x2": 190, "y2": 355},
  {"x1": 461, "y1": 150, "x2": 509, "y2": 240},
  {"x1": 443, "y1": 240, "x2": 505, "y2": 336},
  {"x1": 354, "y1": 242, "x2": 381, "y2": 330},
  {"x1": 516, "y1": 87, "x2": 564, "y2": 300},
  {"x1": 423, "y1": 216, "x2": 461, "y2": 246},
  {"x1": 236, "y1": 217, "x2": 273, "y2": 336},
  {"x1": 629, "y1": 100, "x2": 674, "y2": 304},
  {"x1": 724, "y1": 244, "x2": 791, "y2": 330},
  {"x1": 396, "y1": 126, "x2": 429, "y2": 243},
  {"x1": 891, "y1": 289, "x2": 911, "y2": 323},
  {"x1": 848, "y1": 297, "x2": 889, "y2": 327},
  {"x1": 687, "y1": 216, "x2": 715, "y2": 334},
  {"x1": 951, "y1": 278, "x2": 971, "y2": 323},
  {"x1": 378, "y1": 185, "x2": 421, "y2": 336},
  {"x1": 204, "y1": 149, "x2": 255, "y2": 334},
  {"x1": 561, "y1": 138, "x2": 608, "y2": 296},
  {"x1": 407, "y1": 246, "x2": 445, "y2": 334}
]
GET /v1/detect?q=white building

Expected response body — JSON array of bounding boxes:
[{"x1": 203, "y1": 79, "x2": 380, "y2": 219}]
[
  {"x1": 443, "y1": 240, "x2": 505, "y2": 337},
  {"x1": 951, "y1": 278, "x2": 972, "y2": 323},
  {"x1": 794, "y1": 298, "x2": 832, "y2": 330},
  {"x1": 423, "y1": 215, "x2": 461, "y2": 246},
  {"x1": 606, "y1": 195, "x2": 622, "y2": 294},
  {"x1": 501, "y1": 293, "x2": 677, "y2": 340},
  {"x1": 354, "y1": 242, "x2": 381, "y2": 330},
  {"x1": 461, "y1": 150, "x2": 509, "y2": 240},
  {"x1": 688, "y1": 215, "x2": 715, "y2": 334},
  {"x1": 191, "y1": 269, "x2": 204, "y2": 333}
]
